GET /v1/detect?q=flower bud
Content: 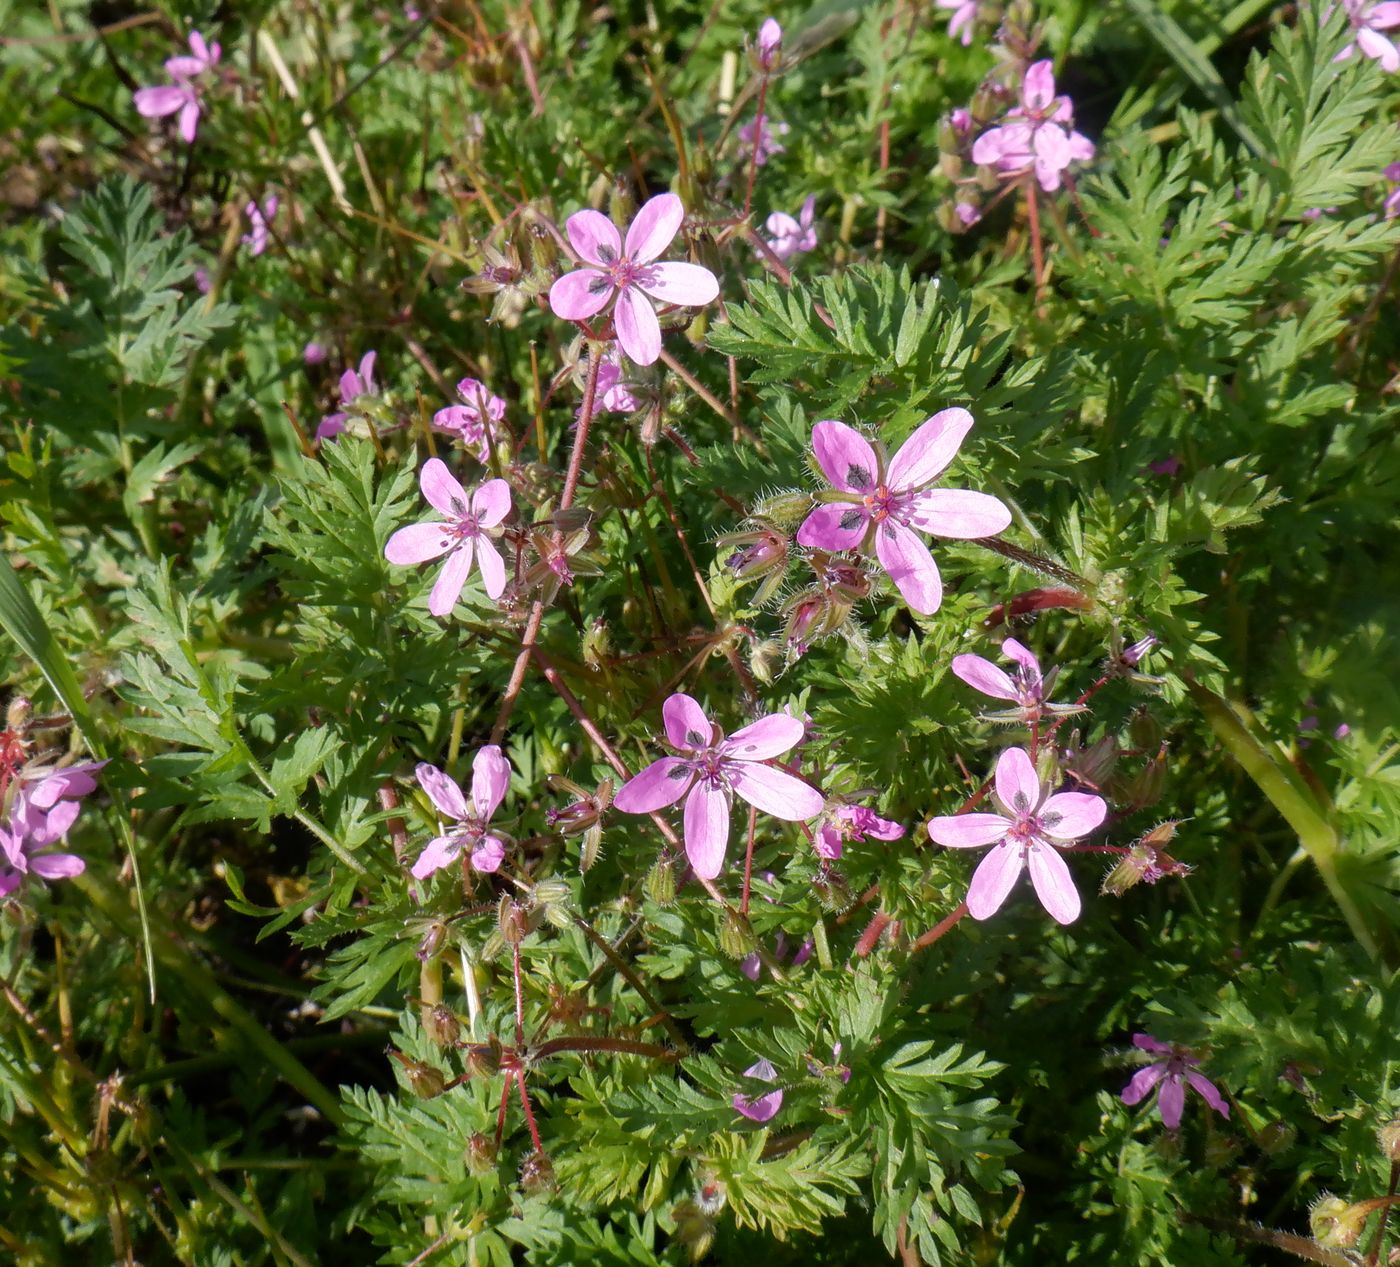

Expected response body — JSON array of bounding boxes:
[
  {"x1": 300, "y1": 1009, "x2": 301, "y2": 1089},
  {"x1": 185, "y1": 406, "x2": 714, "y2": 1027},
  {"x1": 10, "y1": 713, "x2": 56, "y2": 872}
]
[
  {"x1": 645, "y1": 855, "x2": 677, "y2": 906},
  {"x1": 6, "y1": 696, "x2": 32, "y2": 730},
  {"x1": 1310, "y1": 1194, "x2": 1367, "y2": 1249},
  {"x1": 718, "y1": 909, "x2": 758, "y2": 959},
  {"x1": 749, "y1": 489, "x2": 812, "y2": 530},
  {"x1": 1379, "y1": 1118, "x2": 1400, "y2": 1161},
  {"x1": 755, "y1": 17, "x2": 782, "y2": 71},
  {"x1": 1128, "y1": 707, "x2": 1165, "y2": 751},
  {"x1": 416, "y1": 920, "x2": 448, "y2": 962},
  {"x1": 671, "y1": 1198, "x2": 717, "y2": 1262},
  {"x1": 1065, "y1": 733, "x2": 1119, "y2": 789},
  {"x1": 1112, "y1": 745, "x2": 1168, "y2": 812},
  {"x1": 520, "y1": 1149, "x2": 557, "y2": 1195},
  {"x1": 424, "y1": 1004, "x2": 461, "y2": 1049},
  {"x1": 499, "y1": 897, "x2": 529, "y2": 946},
  {"x1": 390, "y1": 1049, "x2": 447, "y2": 1099},
  {"x1": 749, "y1": 639, "x2": 784, "y2": 685},
  {"x1": 1258, "y1": 1121, "x2": 1296, "y2": 1155},
  {"x1": 812, "y1": 866, "x2": 851, "y2": 912},
  {"x1": 465, "y1": 1130, "x2": 497, "y2": 1174},
  {"x1": 722, "y1": 525, "x2": 790, "y2": 585},
  {"x1": 465, "y1": 1036, "x2": 503, "y2": 1078},
  {"x1": 582, "y1": 617, "x2": 612, "y2": 671},
  {"x1": 1122, "y1": 634, "x2": 1159, "y2": 667}
]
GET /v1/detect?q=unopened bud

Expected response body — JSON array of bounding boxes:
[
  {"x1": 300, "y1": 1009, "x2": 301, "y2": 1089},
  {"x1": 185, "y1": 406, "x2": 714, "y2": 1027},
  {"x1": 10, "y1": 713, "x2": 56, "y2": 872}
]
[
  {"x1": 1113, "y1": 744, "x2": 1168, "y2": 811},
  {"x1": 1310, "y1": 1195, "x2": 1367, "y2": 1249},
  {"x1": 755, "y1": 17, "x2": 782, "y2": 71},
  {"x1": 1379, "y1": 1118, "x2": 1400, "y2": 1161},
  {"x1": 465, "y1": 1130, "x2": 497, "y2": 1174},
  {"x1": 520, "y1": 1149, "x2": 557, "y2": 1194},
  {"x1": 390, "y1": 1049, "x2": 447, "y2": 1099},
  {"x1": 1066, "y1": 733, "x2": 1119, "y2": 789},
  {"x1": 424, "y1": 1004, "x2": 461, "y2": 1049},
  {"x1": 1122, "y1": 634, "x2": 1159, "y2": 667},
  {"x1": 812, "y1": 866, "x2": 851, "y2": 912},
  {"x1": 6, "y1": 696, "x2": 32, "y2": 730},
  {"x1": 1128, "y1": 707, "x2": 1165, "y2": 750},
  {"x1": 608, "y1": 178, "x2": 637, "y2": 231},
  {"x1": 1258, "y1": 1121, "x2": 1296, "y2": 1156},
  {"x1": 582, "y1": 617, "x2": 612, "y2": 670},
  {"x1": 465, "y1": 1036, "x2": 503, "y2": 1078},
  {"x1": 749, "y1": 489, "x2": 812, "y2": 530},
  {"x1": 499, "y1": 897, "x2": 529, "y2": 945},
  {"x1": 671, "y1": 1198, "x2": 717, "y2": 1262},
  {"x1": 718, "y1": 909, "x2": 758, "y2": 959},
  {"x1": 417, "y1": 920, "x2": 448, "y2": 962},
  {"x1": 723, "y1": 526, "x2": 790, "y2": 584},
  {"x1": 644, "y1": 855, "x2": 677, "y2": 906},
  {"x1": 749, "y1": 639, "x2": 783, "y2": 685}
]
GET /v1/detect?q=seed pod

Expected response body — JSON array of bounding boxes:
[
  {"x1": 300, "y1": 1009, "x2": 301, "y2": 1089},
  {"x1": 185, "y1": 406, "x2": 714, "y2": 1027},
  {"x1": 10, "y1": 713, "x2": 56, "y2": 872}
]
[
  {"x1": 424, "y1": 1004, "x2": 461, "y2": 1049},
  {"x1": 465, "y1": 1036, "x2": 503, "y2": 1078},
  {"x1": 390, "y1": 1049, "x2": 447, "y2": 1099},
  {"x1": 499, "y1": 897, "x2": 528, "y2": 946},
  {"x1": 718, "y1": 909, "x2": 758, "y2": 959},
  {"x1": 644, "y1": 855, "x2": 677, "y2": 906},
  {"x1": 1379, "y1": 1118, "x2": 1400, "y2": 1162},
  {"x1": 1310, "y1": 1194, "x2": 1367, "y2": 1249},
  {"x1": 520, "y1": 1149, "x2": 557, "y2": 1195},
  {"x1": 465, "y1": 1131, "x2": 497, "y2": 1174},
  {"x1": 812, "y1": 866, "x2": 851, "y2": 913}
]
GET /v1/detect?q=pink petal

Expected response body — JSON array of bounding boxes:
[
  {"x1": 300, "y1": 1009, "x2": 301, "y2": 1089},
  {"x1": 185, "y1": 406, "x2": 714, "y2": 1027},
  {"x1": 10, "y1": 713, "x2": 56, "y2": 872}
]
[
  {"x1": 474, "y1": 537, "x2": 506, "y2": 601},
  {"x1": 994, "y1": 747, "x2": 1040, "y2": 816},
  {"x1": 729, "y1": 762, "x2": 823, "y2": 820},
  {"x1": 613, "y1": 758, "x2": 695, "y2": 812},
  {"x1": 428, "y1": 543, "x2": 474, "y2": 616},
  {"x1": 411, "y1": 835, "x2": 460, "y2": 879},
  {"x1": 1184, "y1": 1070, "x2": 1230, "y2": 1118},
  {"x1": 625, "y1": 192, "x2": 684, "y2": 263},
  {"x1": 874, "y1": 518, "x2": 943, "y2": 614},
  {"x1": 1001, "y1": 638, "x2": 1040, "y2": 680},
  {"x1": 950, "y1": 654, "x2": 1019, "y2": 701},
  {"x1": 615, "y1": 287, "x2": 662, "y2": 366},
  {"x1": 420, "y1": 458, "x2": 471, "y2": 517},
  {"x1": 30, "y1": 800, "x2": 79, "y2": 845},
  {"x1": 358, "y1": 351, "x2": 378, "y2": 393},
  {"x1": 1067, "y1": 130, "x2": 1095, "y2": 162},
  {"x1": 1120, "y1": 1063, "x2": 1168, "y2": 1106},
  {"x1": 1357, "y1": 25, "x2": 1400, "y2": 69},
  {"x1": 860, "y1": 810, "x2": 905, "y2": 840},
  {"x1": 886, "y1": 408, "x2": 974, "y2": 490},
  {"x1": 972, "y1": 125, "x2": 1029, "y2": 167},
  {"x1": 28, "y1": 762, "x2": 106, "y2": 809},
  {"x1": 416, "y1": 763, "x2": 469, "y2": 820},
  {"x1": 966, "y1": 841, "x2": 1025, "y2": 919},
  {"x1": 810, "y1": 420, "x2": 879, "y2": 493},
  {"x1": 385, "y1": 522, "x2": 454, "y2": 565},
  {"x1": 470, "y1": 745, "x2": 511, "y2": 820},
  {"x1": 134, "y1": 85, "x2": 188, "y2": 118},
  {"x1": 721, "y1": 713, "x2": 806, "y2": 760},
  {"x1": 165, "y1": 56, "x2": 206, "y2": 77},
  {"x1": 904, "y1": 489, "x2": 1011, "y2": 538},
  {"x1": 1157, "y1": 1075, "x2": 1186, "y2": 1129},
  {"x1": 566, "y1": 209, "x2": 623, "y2": 266},
  {"x1": 684, "y1": 780, "x2": 731, "y2": 879},
  {"x1": 178, "y1": 100, "x2": 201, "y2": 143},
  {"x1": 470, "y1": 834, "x2": 505, "y2": 873},
  {"x1": 471, "y1": 478, "x2": 512, "y2": 527},
  {"x1": 1027, "y1": 842, "x2": 1080, "y2": 924},
  {"x1": 1033, "y1": 123, "x2": 1072, "y2": 171},
  {"x1": 814, "y1": 823, "x2": 843, "y2": 860},
  {"x1": 1038, "y1": 791, "x2": 1107, "y2": 841},
  {"x1": 189, "y1": 31, "x2": 211, "y2": 63},
  {"x1": 31, "y1": 852, "x2": 85, "y2": 880},
  {"x1": 663, "y1": 693, "x2": 713, "y2": 751},
  {"x1": 1023, "y1": 60, "x2": 1056, "y2": 111},
  {"x1": 1132, "y1": 1033, "x2": 1173, "y2": 1054},
  {"x1": 1370, "y1": 1, "x2": 1400, "y2": 27},
  {"x1": 339, "y1": 367, "x2": 364, "y2": 401},
  {"x1": 765, "y1": 211, "x2": 799, "y2": 238},
  {"x1": 637, "y1": 261, "x2": 719, "y2": 307},
  {"x1": 795, "y1": 502, "x2": 869, "y2": 550},
  {"x1": 926, "y1": 812, "x2": 1011, "y2": 847},
  {"x1": 550, "y1": 268, "x2": 615, "y2": 322}
]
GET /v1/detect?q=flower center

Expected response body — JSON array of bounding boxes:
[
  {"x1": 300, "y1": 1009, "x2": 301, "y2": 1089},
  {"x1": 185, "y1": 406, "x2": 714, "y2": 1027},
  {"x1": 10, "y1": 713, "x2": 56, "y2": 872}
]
[{"x1": 862, "y1": 485, "x2": 900, "y2": 524}]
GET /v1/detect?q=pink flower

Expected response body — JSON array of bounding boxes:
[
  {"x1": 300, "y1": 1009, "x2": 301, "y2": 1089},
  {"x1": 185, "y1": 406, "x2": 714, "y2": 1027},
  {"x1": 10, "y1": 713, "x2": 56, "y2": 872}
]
[
  {"x1": 410, "y1": 748, "x2": 511, "y2": 879},
  {"x1": 738, "y1": 116, "x2": 789, "y2": 165},
  {"x1": 814, "y1": 803, "x2": 903, "y2": 861},
  {"x1": 1337, "y1": 0, "x2": 1400, "y2": 71},
  {"x1": 303, "y1": 341, "x2": 327, "y2": 365},
  {"x1": 317, "y1": 350, "x2": 379, "y2": 440},
  {"x1": 732, "y1": 1058, "x2": 784, "y2": 1121},
  {"x1": 937, "y1": 0, "x2": 977, "y2": 45},
  {"x1": 1385, "y1": 162, "x2": 1400, "y2": 217},
  {"x1": 756, "y1": 18, "x2": 783, "y2": 70},
  {"x1": 1120, "y1": 1033, "x2": 1230, "y2": 1129},
  {"x1": 0, "y1": 763, "x2": 106, "y2": 896},
  {"x1": 133, "y1": 30, "x2": 220, "y2": 144},
  {"x1": 951, "y1": 637, "x2": 1080, "y2": 724},
  {"x1": 764, "y1": 196, "x2": 817, "y2": 261},
  {"x1": 384, "y1": 459, "x2": 512, "y2": 614},
  {"x1": 593, "y1": 346, "x2": 641, "y2": 413},
  {"x1": 795, "y1": 410, "x2": 1011, "y2": 615},
  {"x1": 612, "y1": 694, "x2": 823, "y2": 880},
  {"x1": 548, "y1": 193, "x2": 719, "y2": 367},
  {"x1": 242, "y1": 196, "x2": 279, "y2": 256},
  {"x1": 971, "y1": 60, "x2": 1094, "y2": 192},
  {"x1": 433, "y1": 378, "x2": 506, "y2": 460},
  {"x1": 954, "y1": 201, "x2": 982, "y2": 227},
  {"x1": 926, "y1": 747, "x2": 1106, "y2": 924}
]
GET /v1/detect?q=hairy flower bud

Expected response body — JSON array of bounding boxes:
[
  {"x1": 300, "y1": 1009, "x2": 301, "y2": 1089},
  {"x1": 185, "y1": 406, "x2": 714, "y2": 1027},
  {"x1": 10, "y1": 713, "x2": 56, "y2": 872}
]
[
  {"x1": 1101, "y1": 821, "x2": 1190, "y2": 896},
  {"x1": 718, "y1": 908, "x2": 758, "y2": 959},
  {"x1": 390, "y1": 1049, "x2": 447, "y2": 1098},
  {"x1": 424, "y1": 1004, "x2": 461, "y2": 1049},
  {"x1": 465, "y1": 1130, "x2": 497, "y2": 1174},
  {"x1": 465, "y1": 1036, "x2": 503, "y2": 1078},
  {"x1": 1310, "y1": 1195, "x2": 1367, "y2": 1249},
  {"x1": 812, "y1": 866, "x2": 851, "y2": 912},
  {"x1": 416, "y1": 920, "x2": 448, "y2": 962},
  {"x1": 1128, "y1": 707, "x2": 1165, "y2": 751},
  {"x1": 1114, "y1": 744, "x2": 1169, "y2": 811},
  {"x1": 671, "y1": 1198, "x2": 717, "y2": 1262},
  {"x1": 581, "y1": 617, "x2": 612, "y2": 671},
  {"x1": 645, "y1": 855, "x2": 677, "y2": 905},
  {"x1": 1258, "y1": 1121, "x2": 1296, "y2": 1155},
  {"x1": 1379, "y1": 1118, "x2": 1400, "y2": 1161},
  {"x1": 499, "y1": 897, "x2": 529, "y2": 946},
  {"x1": 749, "y1": 489, "x2": 813, "y2": 531},
  {"x1": 520, "y1": 1149, "x2": 557, "y2": 1194},
  {"x1": 6, "y1": 696, "x2": 32, "y2": 731}
]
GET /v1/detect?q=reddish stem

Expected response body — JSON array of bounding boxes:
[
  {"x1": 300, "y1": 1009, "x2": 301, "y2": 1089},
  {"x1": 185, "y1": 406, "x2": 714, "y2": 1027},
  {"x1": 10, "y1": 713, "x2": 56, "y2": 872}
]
[
  {"x1": 515, "y1": 1068, "x2": 543, "y2": 1151},
  {"x1": 854, "y1": 910, "x2": 893, "y2": 958},
  {"x1": 741, "y1": 805, "x2": 757, "y2": 916},
  {"x1": 911, "y1": 901, "x2": 969, "y2": 953},
  {"x1": 512, "y1": 944, "x2": 526, "y2": 1049},
  {"x1": 1025, "y1": 176, "x2": 1044, "y2": 301}
]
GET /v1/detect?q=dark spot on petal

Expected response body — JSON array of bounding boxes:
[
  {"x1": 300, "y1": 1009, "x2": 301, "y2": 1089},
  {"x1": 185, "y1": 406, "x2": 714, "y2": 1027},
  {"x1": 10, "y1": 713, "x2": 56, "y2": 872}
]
[
  {"x1": 667, "y1": 764, "x2": 691, "y2": 780},
  {"x1": 1040, "y1": 811, "x2": 1062, "y2": 829},
  {"x1": 839, "y1": 509, "x2": 866, "y2": 531},
  {"x1": 451, "y1": 496, "x2": 467, "y2": 515},
  {"x1": 597, "y1": 244, "x2": 617, "y2": 263},
  {"x1": 588, "y1": 273, "x2": 612, "y2": 294},
  {"x1": 1012, "y1": 792, "x2": 1031, "y2": 814},
  {"x1": 846, "y1": 463, "x2": 874, "y2": 490},
  {"x1": 685, "y1": 730, "x2": 706, "y2": 748}
]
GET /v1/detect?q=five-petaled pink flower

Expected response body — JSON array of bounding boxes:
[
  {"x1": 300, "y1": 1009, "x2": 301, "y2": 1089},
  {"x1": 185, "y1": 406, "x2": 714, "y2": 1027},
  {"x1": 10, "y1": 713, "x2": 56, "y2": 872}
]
[
  {"x1": 133, "y1": 30, "x2": 220, "y2": 144},
  {"x1": 411, "y1": 748, "x2": 511, "y2": 879},
  {"x1": 926, "y1": 747, "x2": 1106, "y2": 924},
  {"x1": 612, "y1": 693, "x2": 823, "y2": 880},
  {"x1": 548, "y1": 193, "x2": 719, "y2": 367},
  {"x1": 385, "y1": 458, "x2": 512, "y2": 614},
  {"x1": 764, "y1": 195, "x2": 817, "y2": 261},
  {"x1": 1120, "y1": 1033, "x2": 1230, "y2": 1129},
  {"x1": 795, "y1": 410, "x2": 1011, "y2": 615},
  {"x1": 242, "y1": 196, "x2": 279, "y2": 256},
  {"x1": 318, "y1": 351, "x2": 379, "y2": 440},
  {"x1": 814, "y1": 802, "x2": 904, "y2": 860},
  {"x1": 971, "y1": 60, "x2": 1094, "y2": 192},
  {"x1": 1337, "y1": 0, "x2": 1400, "y2": 71},
  {"x1": 937, "y1": 0, "x2": 977, "y2": 45},
  {"x1": 0, "y1": 761, "x2": 108, "y2": 896},
  {"x1": 952, "y1": 637, "x2": 1081, "y2": 724},
  {"x1": 433, "y1": 377, "x2": 506, "y2": 461},
  {"x1": 732, "y1": 1058, "x2": 784, "y2": 1121}
]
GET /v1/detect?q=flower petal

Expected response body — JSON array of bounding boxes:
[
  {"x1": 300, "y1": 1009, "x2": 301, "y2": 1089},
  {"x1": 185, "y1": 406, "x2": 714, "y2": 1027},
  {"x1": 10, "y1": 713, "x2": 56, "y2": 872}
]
[
  {"x1": 874, "y1": 518, "x2": 942, "y2": 614},
  {"x1": 994, "y1": 747, "x2": 1040, "y2": 816},
  {"x1": 625, "y1": 192, "x2": 684, "y2": 263},
  {"x1": 1184, "y1": 1070, "x2": 1230, "y2": 1118},
  {"x1": 1038, "y1": 791, "x2": 1107, "y2": 841},
  {"x1": 178, "y1": 100, "x2": 201, "y2": 144},
  {"x1": 1027, "y1": 842, "x2": 1080, "y2": 924},
  {"x1": 566, "y1": 209, "x2": 622, "y2": 266},
  {"x1": 926, "y1": 812, "x2": 1010, "y2": 848},
  {"x1": 613, "y1": 758, "x2": 695, "y2": 812},
  {"x1": 721, "y1": 713, "x2": 806, "y2": 761},
  {"x1": 684, "y1": 780, "x2": 731, "y2": 879},
  {"x1": 474, "y1": 537, "x2": 507, "y2": 600},
  {"x1": 951, "y1": 654, "x2": 1019, "y2": 701},
  {"x1": 729, "y1": 762, "x2": 823, "y2": 820},
  {"x1": 1132, "y1": 1032, "x2": 1173, "y2": 1054},
  {"x1": 814, "y1": 823, "x2": 843, "y2": 860},
  {"x1": 810, "y1": 420, "x2": 879, "y2": 493},
  {"x1": 904, "y1": 489, "x2": 1011, "y2": 538},
  {"x1": 428, "y1": 542, "x2": 474, "y2": 616},
  {"x1": 637, "y1": 261, "x2": 719, "y2": 307},
  {"x1": 1001, "y1": 638, "x2": 1041, "y2": 681},
  {"x1": 733, "y1": 1084, "x2": 783, "y2": 1122},
  {"x1": 1370, "y1": 2, "x2": 1400, "y2": 28},
  {"x1": 1120, "y1": 1063, "x2": 1168, "y2": 1106},
  {"x1": 886, "y1": 408, "x2": 975, "y2": 490},
  {"x1": 470, "y1": 745, "x2": 511, "y2": 821},
  {"x1": 134, "y1": 85, "x2": 188, "y2": 118},
  {"x1": 965, "y1": 841, "x2": 1024, "y2": 919},
  {"x1": 421, "y1": 457, "x2": 471, "y2": 517},
  {"x1": 471, "y1": 478, "x2": 512, "y2": 527},
  {"x1": 615, "y1": 287, "x2": 662, "y2": 365},
  {"x1": 1023, "y1": 60, "x2": 1057, "y2": 111},
  {"x1": 549, "y1": 268, "x2": 615, "y2": 321},
  {"x1": 411, "y1": 835, "x2": 460, "y2": 880},
  {"x1": 1157, "y1": 1075, "x2": 1186, "y2": 1129},
  {"x1": 416, "y1": 763, "x2": 469, "y2": 821},
  {"x1": 795, "y1": 502, "x2": 869, "y2": 550},
  {"x1": 470, "y1": 834, "x2": 506, "y2": 873},
  {"x1": 663, "y1": 693, "x2": 713, "y2": 751},
  {"x1": 385, "y1": 522, "x2": 454, "y2": 565},
  {"x1": 1358, "y1": 25, "x2": 1400, "y2": 70},
  {"x1": 27, "y1": 762, "x2": 107, "y2": 809},
  {"x1": 30, "y1": 852, "x2": 85, "y2": 880}
]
